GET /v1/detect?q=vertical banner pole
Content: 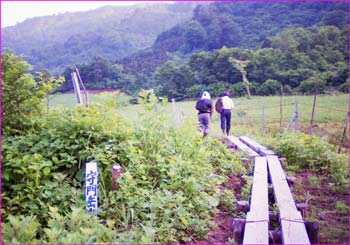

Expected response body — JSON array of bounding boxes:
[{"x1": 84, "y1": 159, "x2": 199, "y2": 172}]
[
  {"x1": 75, "y1": 66, "x2": 89, "y2": 107},
  {"x1": 71, "y1": 72, "x2": 83, "y2": 104}
]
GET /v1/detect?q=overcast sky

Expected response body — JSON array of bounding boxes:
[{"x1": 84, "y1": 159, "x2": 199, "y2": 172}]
[{"x1": 1, "y1": 1, "x2": 164, "y2": 27}]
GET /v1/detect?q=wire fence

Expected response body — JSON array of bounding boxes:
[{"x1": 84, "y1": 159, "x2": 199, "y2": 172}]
[{"x1": 171, "y1": 95, "x2": 348, "y2": 151}]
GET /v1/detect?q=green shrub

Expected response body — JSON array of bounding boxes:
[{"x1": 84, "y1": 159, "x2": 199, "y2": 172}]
[
  {"x1": 297, "y1": 77, "x2": 326, "y2": 95},
  {"x1": 2, "y1": 215, "x2": 40, "y2": 244},
  {"x1": 269, "y1": 132, "x2": 347, "y2": 185},
  {"x1": 335, "y1": 201, "x2": 348, "y2": 214},
  {"x1": 2, "y1": 90, "x2": 245, "y2": 243},
  {"x1": 338, "y1": 82, "x2": 348, "y2": 93},
  {"x1": 2, "y1": 52, "x2": 64, "y2": 135},
  {"x1": 98, "y1": 91, "x2": 245, "y2": 243},
  {"x1": 257, "y1": 79, "x2": 281, "y2": 96},
  {"x1": 219, "y1": 189, "x2": 237, "y2": 214},
  {"x1": 2, "y1": 99, "x2": 131, "y2": 220},
  {"x1": 2, "y1": 206, "x2": 121, "y2": 244},
  {"x1": 240, "y1": 176, "x2": 253, "y2": 200},
  {"x1": 231, "y1": 82, "x2": 246, "y2": 97}
]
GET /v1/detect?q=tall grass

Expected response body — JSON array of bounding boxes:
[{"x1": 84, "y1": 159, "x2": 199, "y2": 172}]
[{"x1": 49, "y1": 93, "x2": 348, "y2": 144}]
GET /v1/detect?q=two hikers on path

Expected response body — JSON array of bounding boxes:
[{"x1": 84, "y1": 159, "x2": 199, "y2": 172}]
[{"x1": 195, "y1": 91, "x2": 234, "y2": 138}]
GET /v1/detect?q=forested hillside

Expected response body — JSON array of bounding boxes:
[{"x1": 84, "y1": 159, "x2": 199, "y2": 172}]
[
  {"x1": 2, "y1": 0, "x2": 349, "y2": 240},
  {"x1": 2, "y1": 2, "x2": 197, "y2": 72},
  {"x1": 150, "y1": 26, "x2": 348, "y2": 99},
  {"x1": 3, "y1": 1, "x2": 348, "y2": 97},
  {"x1": 120, "y1": 1, "x2": 348, "y2": 85},
  {"x1": 57, "y1": 2, "x2": 348, "y2": 98}
]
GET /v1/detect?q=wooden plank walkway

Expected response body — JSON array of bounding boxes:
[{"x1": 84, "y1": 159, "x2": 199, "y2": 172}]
[
  {"x1": 267, "y1": 155, "x2": 310, "y2": 244},
  {"x1": 227, "y1": 136, "x2": 311, "y2": 244},
  {"x1": 239, "y1": 136, "x2": 276, "y2": 156},
  {"x1": 226, "y1": 135, "x2": 260, "y2": 158},
  {"x1": 243, "y1": 157, "x2": 269, "y2": 244}
]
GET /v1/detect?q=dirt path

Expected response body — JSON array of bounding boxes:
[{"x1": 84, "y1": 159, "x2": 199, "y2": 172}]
[{"x1": 195, "y1": 174, "x2": 245, "y2": 244}]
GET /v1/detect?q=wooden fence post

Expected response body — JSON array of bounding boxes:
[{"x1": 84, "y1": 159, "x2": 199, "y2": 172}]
[
  {"x1": 261, "y1": 105, "x2": 265, "y2": 136},
  {"x1": 287, "y1": 97, "x2": 299, "y2": 130},
  {"x1": 338, "y1": 124, "x2": 347, "y2": 154},
  {"x1": 309, "y1": 89, "x2": 318, "y2": 134},
  {"x1": 295, "y1": 98, "x2": 299, "y2": 130},
  {"x1": 280, "y1": 84, "x2": 284, "y2": 131}
]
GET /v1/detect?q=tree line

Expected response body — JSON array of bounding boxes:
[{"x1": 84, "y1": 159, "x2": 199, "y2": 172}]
[
  {"x1": 118, "y1": 1, "x2": 348, "y2": 89},
  {"x1": 5, "y1": 2, "x2": 347, "y2": 99},
  {"x1": 59, "y1": 24, "x2": 348, "y2": 99}
]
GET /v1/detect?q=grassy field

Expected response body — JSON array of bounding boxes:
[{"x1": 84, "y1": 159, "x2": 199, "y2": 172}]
[{"x1": 49, "y1": 93, "x2": 348, "y2": 144}]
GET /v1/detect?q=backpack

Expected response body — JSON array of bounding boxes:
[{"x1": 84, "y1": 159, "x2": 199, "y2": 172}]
[
  {"x1": 196, "y1": 99, "x2": 210, "y2": 112},
  {"x1": 215, "y1": 98, "x2": 223, "y2": 113}
]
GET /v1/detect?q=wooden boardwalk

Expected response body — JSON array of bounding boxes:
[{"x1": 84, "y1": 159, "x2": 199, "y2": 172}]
[
  {"x1": 267, "y1": 155, "x2": 310, "y2": 244},
  {"x1": 239, "y1": 136, "x2": 276, "y2": 156},
  {"x1": 226, "y1": 135, "x2": 311, "y2": 245},
  {"x1": 243, "y1": 157, "x2": 269, "y2": 244},
  {"x1": 226, "y1": 135, "x2": 260, "y2": 158}
]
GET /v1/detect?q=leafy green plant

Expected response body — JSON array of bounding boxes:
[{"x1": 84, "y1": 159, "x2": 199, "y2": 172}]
[
  {"x1": 240, "y1": 176, "x2": 253, "y2": 200},
  {"x1": 308, "y1": 175, "x2": 320, "y2": 187},
  {"x1": 3, "y1": 90, "x2": 245, "y2": 243},
  {"x1": 335, "y1": 201, "x2": 348, "y2": 214},
  {"x1": 219, "y1": 189, "x2": 237, "y2": 213},
  {"x1": 2, "y1": 215, "x2": 40, "y2": 244},
  {"x1": 2, "y1": 206, "x2": 122, "y2": 244},
  {"x1": 268, "y1": 132, "x2": 347, "y2": 185},
  {"x1": 2, "y1": 97, "x2": 131, "y2": 221},
  {"x1": 2, "y1": 52, "x2": 64, "y2": 135}
]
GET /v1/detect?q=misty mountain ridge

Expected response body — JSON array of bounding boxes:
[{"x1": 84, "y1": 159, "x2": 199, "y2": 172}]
[{"x1": 2, "y1": 2, "x2": 199, "y2": 73}]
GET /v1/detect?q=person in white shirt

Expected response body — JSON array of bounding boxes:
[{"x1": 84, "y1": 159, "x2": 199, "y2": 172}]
[{"x1": 220, "y1": 91, "x2": 234, "y2": 135}]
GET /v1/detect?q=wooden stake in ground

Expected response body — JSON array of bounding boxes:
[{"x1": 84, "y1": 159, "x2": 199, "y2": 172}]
[
  {"x1": 232, "y1": 218, "x2": 245, "y2": 243},
  {"x1": 111, "y1": 164, "x2": 122, "y2": 190},
  {"x1": 338, "y1": 124, "x2": 347, "y2": 154},
  {"x1": 287, "y1": 97, "x2": 299, "y2": 130},
  {"x1": 347, "y1": 76, "x2": 350, "y2": 177},
  {"x1": 261, "y1": 105, "x2": 265, "y2": 136},
  {"x1": 280, "y1": 83, "x2": 284, "y2": 131},
  {"x1": 309, "y1": 88, "x2": 318, "y2": 134}
]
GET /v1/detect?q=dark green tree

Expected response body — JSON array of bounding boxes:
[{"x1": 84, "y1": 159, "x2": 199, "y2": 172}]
[
  {"x1": 2, "y1": 53, "x2": 64, "y2": 134},
  {"x1": 154, "y1": 61, "x2": 195, "y2": 99},
  {"x1": 257, "y1": 79, "x2": 281, "y2": 96},
  {"x1": 182, "y1": 20, "x2": 207, "y2": 52},
  {"x1": 297, "y1": 76, "x2": 326, "y2": 95}
]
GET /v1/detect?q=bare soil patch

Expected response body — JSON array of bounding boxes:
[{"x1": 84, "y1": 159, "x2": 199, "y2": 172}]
[
  {"x1": 195, "y1": 174, "x2": 245, "y2": 244},
  {"x1": 292, "y1": 171, "x2": 349, "y2": 244}
]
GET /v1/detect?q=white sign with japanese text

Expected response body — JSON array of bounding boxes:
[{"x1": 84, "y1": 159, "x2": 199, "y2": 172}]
[{"x1": 85, "y1": 161, "x2": 98, "y2": 213}]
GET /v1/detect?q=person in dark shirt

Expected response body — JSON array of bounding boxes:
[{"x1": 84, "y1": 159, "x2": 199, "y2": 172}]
[{"x1": 195, "y1": 91, "x2": 213, "y2": 138}]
